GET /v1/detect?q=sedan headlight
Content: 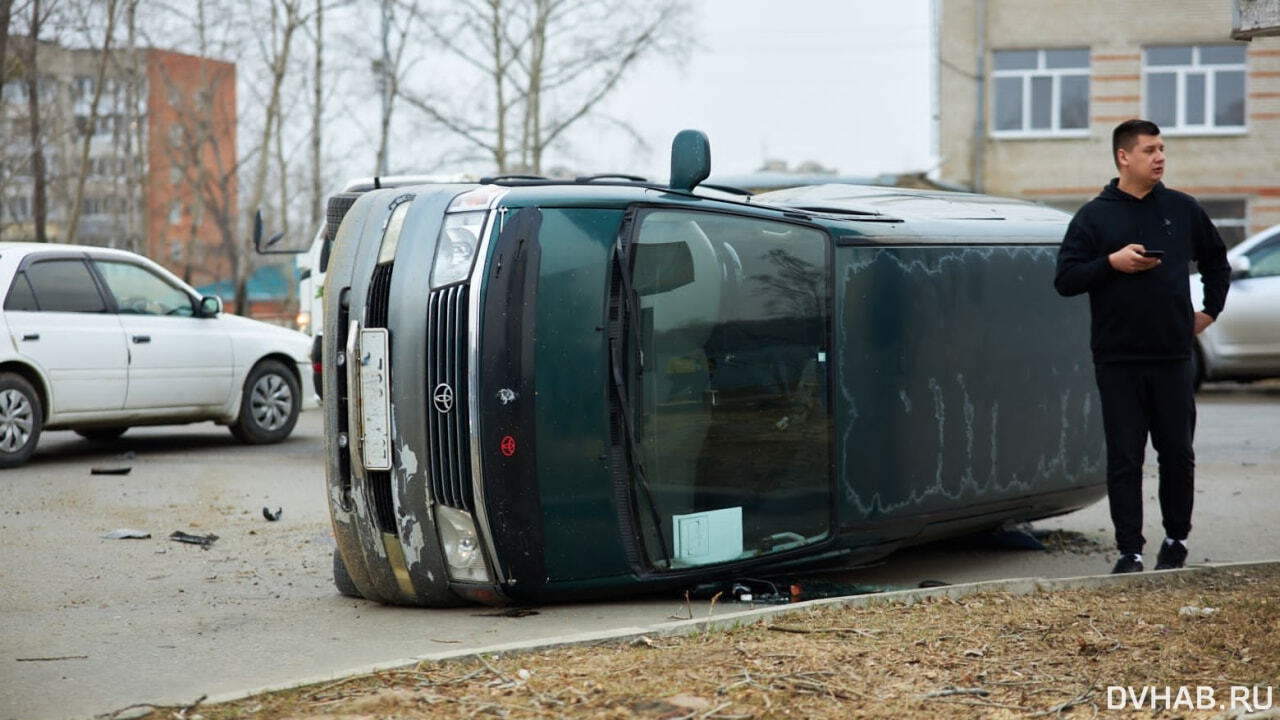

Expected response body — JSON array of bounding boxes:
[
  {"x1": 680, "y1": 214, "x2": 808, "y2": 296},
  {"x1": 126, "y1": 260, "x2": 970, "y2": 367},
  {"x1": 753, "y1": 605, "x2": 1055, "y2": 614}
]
[
  {"x1": 436, "y1": 505, "x2": 492, "y2": 582},
  {"x1": 431, "y1": 210, "x2": 486, "y2": 287}
]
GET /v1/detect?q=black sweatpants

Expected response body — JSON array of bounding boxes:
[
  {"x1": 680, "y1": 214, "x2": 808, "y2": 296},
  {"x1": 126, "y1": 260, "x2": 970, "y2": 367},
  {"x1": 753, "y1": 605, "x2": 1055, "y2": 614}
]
[{"x1": 1094, "y1": 360, "x2": 1197, "y2": 556}]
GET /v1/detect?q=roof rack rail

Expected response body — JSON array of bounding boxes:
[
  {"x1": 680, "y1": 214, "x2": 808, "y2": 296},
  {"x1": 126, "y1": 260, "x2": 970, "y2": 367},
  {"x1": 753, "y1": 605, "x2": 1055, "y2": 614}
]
[
  {"x1": 480, "y1": 174, "x2": 548, "y2": 184},
  {"x1": 698, "y1": 183, "x2": 753, "y2": 196},
  {"x1": 575, "y1": 173, "x2": 647, "y2": 183}
]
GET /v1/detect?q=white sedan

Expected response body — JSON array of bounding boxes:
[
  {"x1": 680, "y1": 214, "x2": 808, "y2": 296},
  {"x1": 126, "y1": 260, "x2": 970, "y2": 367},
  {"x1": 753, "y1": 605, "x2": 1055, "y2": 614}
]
[
  {"x1": 0, "y1": 242, "x2": 311, "y2": 467},
  {"x1": 1191, "y1": 223, "x2": 1280, "y2": 388}
]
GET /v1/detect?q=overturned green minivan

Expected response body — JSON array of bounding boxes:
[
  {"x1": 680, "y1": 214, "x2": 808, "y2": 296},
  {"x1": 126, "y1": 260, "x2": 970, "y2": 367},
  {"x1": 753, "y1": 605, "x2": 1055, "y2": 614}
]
[{"x1": 322, "y1": 131, "x2": 1105, "y2": 606}]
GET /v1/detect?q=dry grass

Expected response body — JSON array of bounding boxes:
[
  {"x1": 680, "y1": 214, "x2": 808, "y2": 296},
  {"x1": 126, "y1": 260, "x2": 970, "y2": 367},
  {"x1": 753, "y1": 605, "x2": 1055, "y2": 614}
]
[{"x1": 116, "y1": 566, "x2": 1280, "y2": 720}]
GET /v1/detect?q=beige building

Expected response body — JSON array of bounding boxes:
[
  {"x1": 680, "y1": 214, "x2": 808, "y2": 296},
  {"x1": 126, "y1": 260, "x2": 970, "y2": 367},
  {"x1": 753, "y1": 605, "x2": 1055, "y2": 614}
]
[{"x1": 939, "y1": 0, "x2": 1280, "y2": 246}]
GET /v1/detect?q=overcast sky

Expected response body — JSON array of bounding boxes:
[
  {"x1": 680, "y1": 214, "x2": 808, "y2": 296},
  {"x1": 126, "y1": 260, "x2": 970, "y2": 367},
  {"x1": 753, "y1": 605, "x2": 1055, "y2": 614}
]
[{"x1": 581, "y1": 0, "x2": 935, "y2": 181}]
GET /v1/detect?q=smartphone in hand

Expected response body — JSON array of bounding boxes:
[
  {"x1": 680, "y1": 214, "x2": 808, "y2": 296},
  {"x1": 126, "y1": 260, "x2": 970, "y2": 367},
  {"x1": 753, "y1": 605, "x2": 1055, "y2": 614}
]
[{"x1": 1140, "y1": 249, "x2": 1165, "y2": 259}]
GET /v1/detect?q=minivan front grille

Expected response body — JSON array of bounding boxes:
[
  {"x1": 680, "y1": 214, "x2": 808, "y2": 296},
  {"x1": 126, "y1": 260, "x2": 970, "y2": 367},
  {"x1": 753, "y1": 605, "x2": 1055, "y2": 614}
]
[
  {"x1": 366, "y1": 264, "x2": 393, "y2": 329},
  {"x1": 365, "y1": 264, "x2": 396, "y2": 534},
  {"x1": 426, "y1": 284, "x2": 473, "y2": 511}
]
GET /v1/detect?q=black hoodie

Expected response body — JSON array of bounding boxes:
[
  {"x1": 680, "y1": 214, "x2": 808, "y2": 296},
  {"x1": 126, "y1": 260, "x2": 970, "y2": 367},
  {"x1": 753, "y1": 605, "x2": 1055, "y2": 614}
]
[{"x1": 1054, "y1": 179, "x2": 1230, "y2": 364}]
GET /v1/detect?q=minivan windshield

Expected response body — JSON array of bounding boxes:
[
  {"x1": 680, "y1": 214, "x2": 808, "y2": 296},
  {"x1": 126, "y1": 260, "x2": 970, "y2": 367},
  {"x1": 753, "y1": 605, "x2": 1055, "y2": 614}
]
[{"x1": 630, "y1": 209, "x2": 832, "y2": 570}]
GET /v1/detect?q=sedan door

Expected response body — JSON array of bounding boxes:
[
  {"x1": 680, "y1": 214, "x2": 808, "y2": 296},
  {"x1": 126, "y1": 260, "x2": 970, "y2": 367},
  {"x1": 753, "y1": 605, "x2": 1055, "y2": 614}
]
[
  {"x1": 1211, "y1": 237, "x2": 1280, "y2": 373},
  {"x1": 2, "y1": 257, "x2": 128, "y2": 414},
  {"x1": 92, "y1": 259, "x2": 235, "y2": 409}
]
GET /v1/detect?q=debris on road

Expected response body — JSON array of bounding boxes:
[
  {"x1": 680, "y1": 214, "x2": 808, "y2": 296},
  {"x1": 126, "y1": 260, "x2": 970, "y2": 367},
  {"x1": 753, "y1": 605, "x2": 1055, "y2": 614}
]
[
  {"x1": 16, "y1": 655, "x2": 88, "y2": 662},
  {"x1": 90, "y1": 466, "x2": 132, "y2": 476},
  {"x1": 169, "y1": 531, "x2": 219, "y2": 549},
  {"x1": 262, "y1": 507, "x2": 283, "y2": 521},
  {"x1": 101, "y1": 529, "x2": 151, "y2": 540}
]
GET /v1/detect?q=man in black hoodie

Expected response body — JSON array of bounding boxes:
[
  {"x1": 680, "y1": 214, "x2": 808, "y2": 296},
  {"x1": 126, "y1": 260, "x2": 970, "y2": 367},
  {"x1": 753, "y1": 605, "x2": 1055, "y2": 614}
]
[{"x1": 1055, "y1": 119, "x2": 1230, "y2": 574}]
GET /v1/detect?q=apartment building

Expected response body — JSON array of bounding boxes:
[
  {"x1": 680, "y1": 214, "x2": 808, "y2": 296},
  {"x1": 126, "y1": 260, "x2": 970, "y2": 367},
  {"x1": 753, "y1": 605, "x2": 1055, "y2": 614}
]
[
  {"x1": 939, "y1": 0, "x2": 1280, "y2": 247},
  {"x1": 0, "y1": 39, "x2": 236, "y2": 287}
]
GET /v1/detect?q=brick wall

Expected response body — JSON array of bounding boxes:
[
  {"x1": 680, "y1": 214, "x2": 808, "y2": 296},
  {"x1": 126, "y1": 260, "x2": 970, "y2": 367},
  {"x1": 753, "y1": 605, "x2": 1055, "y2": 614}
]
[{"x1": 940, "y1": 0, "x2": 1280, "y2": 238}]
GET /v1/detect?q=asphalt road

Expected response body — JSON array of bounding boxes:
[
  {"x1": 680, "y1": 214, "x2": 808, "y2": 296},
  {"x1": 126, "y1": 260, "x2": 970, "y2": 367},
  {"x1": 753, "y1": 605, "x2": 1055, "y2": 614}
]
[{"x1": 2, "y1": 385, "x2": 1278, "y2": 720}]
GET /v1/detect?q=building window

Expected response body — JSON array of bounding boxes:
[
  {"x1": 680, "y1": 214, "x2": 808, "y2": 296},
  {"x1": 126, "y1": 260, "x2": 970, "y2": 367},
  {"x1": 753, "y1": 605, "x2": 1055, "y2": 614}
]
[
  {"x1": 1144, "y1": 45, "x2": 1246, "y2": 133},
  {"x1": 992, "y1": 49, "x2": 1090, "y2": 136},
  {"x1": 6, "y1": 196, "x2": 30, "y2": 220},
  {"x1": 1201, "y1": 199, "x2": 1247, "y2": 249},
  {"x1": 169, "y1": 201, "x2": 182, "y2": 225}
]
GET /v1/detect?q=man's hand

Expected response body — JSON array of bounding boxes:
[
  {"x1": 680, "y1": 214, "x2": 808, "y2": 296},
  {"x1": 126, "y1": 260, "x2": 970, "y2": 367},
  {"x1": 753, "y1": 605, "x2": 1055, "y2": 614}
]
[
  {"x1": 1194, "y1": 311, "x2": 1214, "y2": 335},
  {"x1": 1109, "y1": 244, "x2": 1162, "y2": 273}
]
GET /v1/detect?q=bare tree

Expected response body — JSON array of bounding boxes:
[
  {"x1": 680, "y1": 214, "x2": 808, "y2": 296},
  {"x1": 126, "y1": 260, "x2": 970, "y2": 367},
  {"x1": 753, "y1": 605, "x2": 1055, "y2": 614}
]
[
  {"x1": 403, "y1": 0, "x2": 691, "y2": 174},
  {"x1": 63, "y1": 0, "x2": 119, "y2": 245},
  {"x1": 20, "y1": 0, "x2": 61, "y2": 242},
  {"x1": 0, "y1": 0, "x2": 18, "y2": 231},
  {"x1": 366, "y1": 0, "x2": 418, "y2": 176},
  {"x1": 308, "y1": 0, "x2": 323, "y2": 226},
  {"x1": 145, "y1": 0, "x2": 243, "y2": 289},
  {"x1": 238, "y1": 0, "x2": 306, "y2": 314},
  {"x1": 1, "y1": 0, "x2": 15, "y2": 92}
]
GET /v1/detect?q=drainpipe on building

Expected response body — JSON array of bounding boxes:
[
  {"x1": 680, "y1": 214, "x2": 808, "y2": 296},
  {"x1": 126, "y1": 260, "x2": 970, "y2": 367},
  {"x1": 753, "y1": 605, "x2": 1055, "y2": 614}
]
[{"x1": 970, "y1": 0, "x2": 985, "y2": 193}]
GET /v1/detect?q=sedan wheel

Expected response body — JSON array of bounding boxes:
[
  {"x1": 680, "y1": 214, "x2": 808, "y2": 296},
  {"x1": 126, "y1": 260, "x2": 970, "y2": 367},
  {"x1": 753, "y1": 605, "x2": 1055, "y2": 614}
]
[
  {"x1": 0, "y1": 373, "x2": 43, "y2": 468},
  {"x1": 230, "y1": 360, "x2": 300, "y2": 444}
]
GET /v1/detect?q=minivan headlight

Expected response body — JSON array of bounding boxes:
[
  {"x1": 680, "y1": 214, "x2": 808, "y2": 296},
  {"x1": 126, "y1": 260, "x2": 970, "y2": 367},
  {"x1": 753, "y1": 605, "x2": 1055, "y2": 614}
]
[
  {"x1": 436, "y1": 505, "x2": 491, "y2": 582},
  {"x1": 377, "y1": 199, "x2": 412, "y2": 265},
  {"x1": 431, "y1": 210, "x2": 486, "y2": 287}
]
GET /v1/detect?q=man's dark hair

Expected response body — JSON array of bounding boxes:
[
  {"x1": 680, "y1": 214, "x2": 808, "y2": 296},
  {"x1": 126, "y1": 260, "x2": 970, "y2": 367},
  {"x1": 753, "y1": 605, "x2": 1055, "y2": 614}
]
[{"x1": 1112, "y1": 119, "x2": 1161, "y2": 168}]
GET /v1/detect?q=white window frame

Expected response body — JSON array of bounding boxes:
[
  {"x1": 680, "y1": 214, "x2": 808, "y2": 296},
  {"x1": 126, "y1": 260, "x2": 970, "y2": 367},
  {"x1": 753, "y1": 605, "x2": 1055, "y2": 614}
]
[
  {"x1": 991, "y1": 49, "x2": 1091, "y2": 139},
  {"x1": 1142, "y1": 45, "x2": 1247, "y2": 136}
]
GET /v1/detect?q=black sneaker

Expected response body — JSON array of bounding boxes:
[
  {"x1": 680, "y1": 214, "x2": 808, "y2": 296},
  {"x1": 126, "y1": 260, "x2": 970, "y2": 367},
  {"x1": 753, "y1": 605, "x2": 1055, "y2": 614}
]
[
  {"x1": 1112, "y1": 554, "x2": 1143, "y2": 574},
  {"x1": 1155, "y1": 540, "x2": 1188, "y2": 570}
]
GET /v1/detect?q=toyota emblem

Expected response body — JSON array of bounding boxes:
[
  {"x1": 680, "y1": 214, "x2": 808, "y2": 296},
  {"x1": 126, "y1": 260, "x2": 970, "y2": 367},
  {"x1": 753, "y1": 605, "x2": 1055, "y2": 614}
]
[{"x1": 432, "y1": 383, "x2": 455, "y2": 414}]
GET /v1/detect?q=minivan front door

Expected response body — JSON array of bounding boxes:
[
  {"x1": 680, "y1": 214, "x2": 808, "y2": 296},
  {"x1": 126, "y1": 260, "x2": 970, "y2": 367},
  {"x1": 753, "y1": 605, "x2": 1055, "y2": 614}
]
[{"x1": 628, "y1": 209, "x2": 833, "y2": 571}]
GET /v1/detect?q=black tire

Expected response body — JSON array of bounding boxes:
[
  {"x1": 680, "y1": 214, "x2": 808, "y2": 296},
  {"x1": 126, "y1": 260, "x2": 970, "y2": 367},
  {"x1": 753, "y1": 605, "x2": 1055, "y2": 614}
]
[
  {"x1": 230, "y1": 359, "x2": 301, "y2": 444},
  {"x1": 333, "y1": 548, "x2": 363, "y2": 598},
  {"x1": 0, "y1": 373, "x2": 42, "y2": 469},
  {"x1": 74, "y1": 427, "x2": 129, "y2": 442},
  {"x1": 321, "y1": 192, "x2": 361, "y2": 274}
]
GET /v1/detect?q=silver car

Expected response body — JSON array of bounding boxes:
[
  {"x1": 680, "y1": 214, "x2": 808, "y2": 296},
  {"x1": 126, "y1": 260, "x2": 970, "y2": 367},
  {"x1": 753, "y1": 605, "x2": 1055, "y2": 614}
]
[{"x1": 1192, "y1": 223, "x2": 1280, "y2": 387}]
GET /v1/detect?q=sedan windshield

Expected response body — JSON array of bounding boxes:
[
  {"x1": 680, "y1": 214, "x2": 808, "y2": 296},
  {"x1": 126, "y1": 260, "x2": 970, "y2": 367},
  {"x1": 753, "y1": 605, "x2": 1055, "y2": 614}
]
[{"x1": 629, "y1": 209, "x2": 832, "y2": 570}]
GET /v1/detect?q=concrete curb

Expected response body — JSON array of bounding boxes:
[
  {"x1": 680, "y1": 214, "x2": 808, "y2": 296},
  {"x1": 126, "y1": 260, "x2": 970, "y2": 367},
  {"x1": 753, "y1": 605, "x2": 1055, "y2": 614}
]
[{"x1": 173, "y1": 559, "x2": 1280, "y2": 714}]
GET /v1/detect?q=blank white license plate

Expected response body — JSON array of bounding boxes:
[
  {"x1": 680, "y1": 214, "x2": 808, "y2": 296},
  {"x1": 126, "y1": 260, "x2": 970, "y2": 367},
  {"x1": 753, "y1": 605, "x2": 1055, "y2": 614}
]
[{"x1": 359, "y1": 328, "x2": 392, "y2": 471}]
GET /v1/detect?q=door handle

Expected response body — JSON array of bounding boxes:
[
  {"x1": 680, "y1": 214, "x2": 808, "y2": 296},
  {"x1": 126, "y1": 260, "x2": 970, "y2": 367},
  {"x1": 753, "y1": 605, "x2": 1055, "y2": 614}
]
[
  {"x1": 21, "y1": 333, "x2": 39, "y2": 341},
  {"x1": 132, "y1": 335, "x2": 151, "y2": 344}
]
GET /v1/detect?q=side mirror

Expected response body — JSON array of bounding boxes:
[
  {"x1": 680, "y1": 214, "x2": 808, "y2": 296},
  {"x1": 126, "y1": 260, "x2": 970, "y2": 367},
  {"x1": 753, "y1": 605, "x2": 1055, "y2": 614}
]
[
  {"x1": 198, "y1": 295, "x2": 222, "y2": 317},
  {"x1": 1229, "y1": 255, "x2": 1251, "y2": 281},
  {"x1": 252, "y1": 209, "x2": 294, "y2": 254},
  {"x1": 669, "y1": 129, "x2": 711, "y2": 193}
]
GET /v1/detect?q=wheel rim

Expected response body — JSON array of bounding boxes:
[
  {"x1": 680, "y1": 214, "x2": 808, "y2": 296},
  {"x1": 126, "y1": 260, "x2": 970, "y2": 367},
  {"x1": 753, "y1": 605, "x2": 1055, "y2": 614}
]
[
  {"x1": 250, "y1": 373, "x2": 293, "y2": 432},
  {"x1": 0, "y1": 388, "x2": 34, "y2": 452}
]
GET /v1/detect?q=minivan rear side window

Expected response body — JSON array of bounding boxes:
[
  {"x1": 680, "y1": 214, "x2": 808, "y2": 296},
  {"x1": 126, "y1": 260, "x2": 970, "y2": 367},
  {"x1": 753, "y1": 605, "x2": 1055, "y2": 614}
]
[{"x1": 19, "y1": 259, "x2": 107, "y2": 313}]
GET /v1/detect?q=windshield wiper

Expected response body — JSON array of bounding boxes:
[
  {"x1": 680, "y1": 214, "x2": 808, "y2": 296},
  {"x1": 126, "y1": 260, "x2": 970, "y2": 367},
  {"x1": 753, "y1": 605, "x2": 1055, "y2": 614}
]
[{"x1": 608, "y1": 219, "x2": 672, "y2": 568}]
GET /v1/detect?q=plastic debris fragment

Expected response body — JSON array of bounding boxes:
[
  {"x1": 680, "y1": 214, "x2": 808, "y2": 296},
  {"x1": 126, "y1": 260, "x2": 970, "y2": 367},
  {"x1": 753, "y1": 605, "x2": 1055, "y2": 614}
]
[
  {"x1": 169, "y1": 531, "x2": 219, "y2": 549},
  {"x1": 101, "y1": 529, "x2": 150, "y2": 540}
]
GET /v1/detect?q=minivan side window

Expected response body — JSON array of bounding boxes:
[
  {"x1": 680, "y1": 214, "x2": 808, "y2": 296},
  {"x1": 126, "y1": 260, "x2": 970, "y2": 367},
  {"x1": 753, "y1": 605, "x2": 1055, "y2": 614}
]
[
  {"x1": 95, "y1": 260, "x2": 195, "y2": 316},
  {"x1": 15, "y1": 259, "x2": 108, "y2": 313}
]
